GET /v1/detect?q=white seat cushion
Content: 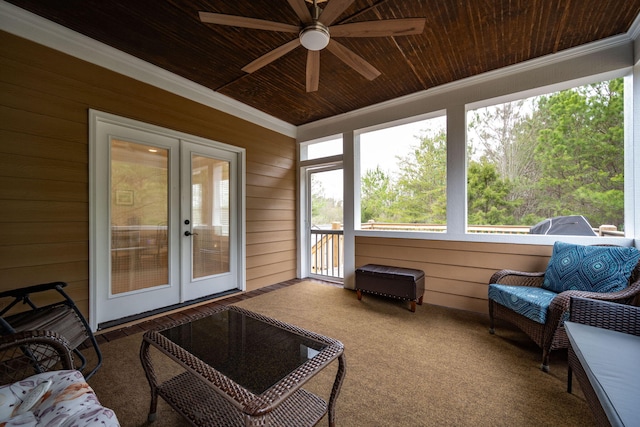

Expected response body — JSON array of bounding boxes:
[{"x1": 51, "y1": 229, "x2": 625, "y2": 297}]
[{"x1": 0, "y1": 370, "x2": 119, "y2": 426}]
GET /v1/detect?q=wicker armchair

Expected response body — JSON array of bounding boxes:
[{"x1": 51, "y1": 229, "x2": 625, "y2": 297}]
[{"x1": 488, "y1": 244, "x2": 640, "y2": 372}]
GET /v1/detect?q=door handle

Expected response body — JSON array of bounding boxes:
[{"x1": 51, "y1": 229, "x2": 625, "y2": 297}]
[{"x1": 184, "y1": 231, "x2": 198, "y2": 236}]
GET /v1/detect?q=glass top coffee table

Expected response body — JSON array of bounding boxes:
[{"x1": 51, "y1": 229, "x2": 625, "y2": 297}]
[{"x1": 140, "y1": 305, "x2": 346, "y2": 426}]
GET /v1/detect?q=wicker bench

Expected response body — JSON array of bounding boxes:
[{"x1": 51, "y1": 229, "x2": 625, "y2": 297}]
[
  {"x1": 355, "y1": 264, "x2": 425, "y2": 312},
  {"x1": 566, "y1": 297, "x2": 640, "y2": 426}
]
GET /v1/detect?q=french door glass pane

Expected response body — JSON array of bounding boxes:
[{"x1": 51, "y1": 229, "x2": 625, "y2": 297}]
[
  {"x1": 110, "y1": 139, "x2": 168, "y2": 294},
  {"x1": 192, "y1": 155, "x2": 230, "y2": 279}
]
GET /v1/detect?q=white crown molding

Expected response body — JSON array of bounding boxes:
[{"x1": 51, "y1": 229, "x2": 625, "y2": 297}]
[
  {"x1": 629, "y1": 11, "x2": 640, "y2": 65},
  {"x1": 629, "y1": 10, "x2": 640, "y2": 41},
  {"x1": 0, "y1": 1, "x2": 297, "y2": 138}
]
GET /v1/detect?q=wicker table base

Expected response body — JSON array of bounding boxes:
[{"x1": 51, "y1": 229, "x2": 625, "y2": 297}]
[
  {"x1": 156, "y1": 372, "x2": 328, "y2": 426},
  {"x1": 140, "y1": 305, "x2": 346, "y2": 427}
]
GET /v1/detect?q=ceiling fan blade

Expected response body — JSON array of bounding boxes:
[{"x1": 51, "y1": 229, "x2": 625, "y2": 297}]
[
  {"x1": 326, "y1": 39, "x2": 381, "y2": 81},
  {"x1": 198, "y1": 12, "x2": 299, "y2": 33},
  {"x1": 318, "y1": 0, "x2": 355, "y2": 26},
  {"x1": 287, "y1": 0, "x2": 313, "y2": 24},
  {"x1": 242, "y1": 39, "x2": 301, "y2": 73},
  {"x1": 306, "y1": 50, "x2": 320, "y2": 92},
  {"x1": 330, "y1": 18, "x2": 426, "y2": 38}
]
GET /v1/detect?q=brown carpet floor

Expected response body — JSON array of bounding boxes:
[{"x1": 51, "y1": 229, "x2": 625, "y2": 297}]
[{"x1": 87, "y1": 281, "x2": 594, "y2": 426}]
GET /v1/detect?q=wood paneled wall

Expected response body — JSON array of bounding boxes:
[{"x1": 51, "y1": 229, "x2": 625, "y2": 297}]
[
  {"x1": 355, "y1": 236, "x2": 554, "y2": 313},
  {"x1": 0, "y1": 31, "x2": 297, "y2": 317}
]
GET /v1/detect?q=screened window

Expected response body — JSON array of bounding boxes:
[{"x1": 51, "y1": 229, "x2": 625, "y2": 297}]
[
  {"x1": 466, "y1": 78, "x2": 625, "y2": 237},
  {"x1": 358, "y1": 116, "x2": 447, "y2": 232},
  {"x1": 301, "y1": 137, "x2": 343, "y2": 161}
]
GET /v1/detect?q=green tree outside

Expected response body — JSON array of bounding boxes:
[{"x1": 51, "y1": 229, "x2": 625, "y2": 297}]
[
  {"x1": 360, "y1": 166, "x2": 394, "y2": 222},
  {"x1": 533, "y1": 79, "x2": 624, "y2": 227},
  {"x1": 467, "y1": 160, "x2": 517, "y2": 225},
  {"x1": 392, "y1": 130, "x2": 447, "y2": 223}
]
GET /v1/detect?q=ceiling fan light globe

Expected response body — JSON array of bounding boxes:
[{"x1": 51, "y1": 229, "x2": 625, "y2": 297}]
[{"x1": 300, "y1": 24, "x2": 330, "y2": 51}]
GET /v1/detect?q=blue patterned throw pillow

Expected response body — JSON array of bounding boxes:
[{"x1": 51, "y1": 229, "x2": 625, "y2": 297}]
[{"x1": 542, "y1": 242, "x2": 640, "y2": 293}]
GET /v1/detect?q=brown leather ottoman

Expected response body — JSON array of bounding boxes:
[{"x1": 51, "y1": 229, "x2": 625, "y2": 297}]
[{"x1": 355, "y1": 264, "x2": 425, "y2": 312}]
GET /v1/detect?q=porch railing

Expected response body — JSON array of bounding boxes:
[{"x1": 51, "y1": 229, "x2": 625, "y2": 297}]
[
  {"x1": 310, "y1": 226, "x2": 344, "y2": 279},
  {"x1": 309, "y1": 222, "x2": 624, "y2": 281}
]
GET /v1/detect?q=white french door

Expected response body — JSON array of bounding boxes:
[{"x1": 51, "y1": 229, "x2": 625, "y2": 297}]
[
  {"x1": 180, "y1": 141, "x2": 238, "y2": 301},
  {"x1": 90, "y1": 111, "x2": 244, "y2": 330}
]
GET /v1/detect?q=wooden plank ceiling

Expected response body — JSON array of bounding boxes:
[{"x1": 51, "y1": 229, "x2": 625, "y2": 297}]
[{"x1": 6, "y1": 0, "x2": 640, "y2": 126}]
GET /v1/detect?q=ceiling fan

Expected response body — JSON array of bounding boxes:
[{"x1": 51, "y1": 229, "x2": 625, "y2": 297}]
[{"x1": 199, "y1": 0, "x2": 426, "y2": 92}]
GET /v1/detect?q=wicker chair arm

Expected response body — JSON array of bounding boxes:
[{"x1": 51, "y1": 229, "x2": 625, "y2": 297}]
[
  {"x1": 489, "y1": 269, "x2": 545, "y2": 287},
  {"x1": 0, "y1": 329, "x2": 73, "y2": 353},
  {"x1": 549, "y1": 279, "x2": 640, "y2": 315},
  {"x1": 569, "y1": 297, "x2": 640, "y2": 336},
  {"x1": 0, "y1": 330, "x2": 74, "y2": 384}
]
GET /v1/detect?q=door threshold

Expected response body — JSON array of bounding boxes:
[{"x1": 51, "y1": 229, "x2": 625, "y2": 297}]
[{"x1": 98, "y1": 288, "x2": 241, "y2": 330}]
